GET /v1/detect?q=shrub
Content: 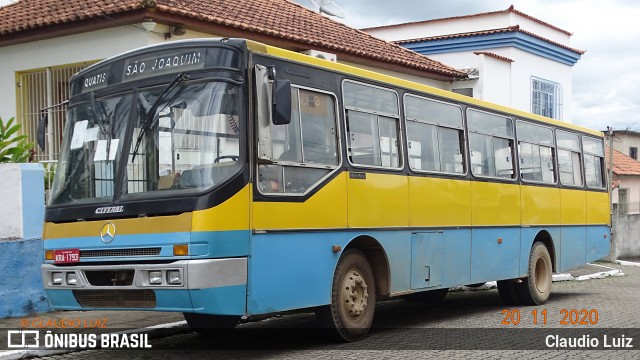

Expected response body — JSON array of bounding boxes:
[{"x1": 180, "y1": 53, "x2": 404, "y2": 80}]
[{"x1": 0, "y1": 117, "x2": 34, "y2": 163}]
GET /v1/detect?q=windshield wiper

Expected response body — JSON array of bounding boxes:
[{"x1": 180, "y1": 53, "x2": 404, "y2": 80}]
[
  {"x1": 90, "y1": 91, "x2": 110, "y2": 136},
  {"x1": 131, "y1": 73, "x2": 189, "y2": 163}
]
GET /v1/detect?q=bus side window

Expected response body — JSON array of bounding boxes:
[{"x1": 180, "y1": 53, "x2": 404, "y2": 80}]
[
  {"x1": 343, "y1": 80, "x2": 401, "y2": 169},
  {"x1": 258, "y1": 87, "x2": 339, "y2": 195},
  {"x1": 556, "y1": 130, "x2": 583, "y2": 187},
  {"x1": 517, "y1": 121, "x2": 555, "y2": 183},
  {"x1": 582, "y1": 136, "x2": 605, "y2": 188},
  {"x1": 404, "y1": 94, "x2": 464, "y2": 174},
  {"x1": 467, "y1": 109, "x2": 514, "y2": 179}
]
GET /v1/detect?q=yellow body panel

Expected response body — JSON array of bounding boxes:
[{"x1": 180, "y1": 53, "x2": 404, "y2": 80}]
[
  {"x1": 586, "y1": 191, "x2": 611, "y2": 225},
  {"x1": 192, "y1": 185, "x2": 252, "y2": 232},
  {"x1": 252, "y1": 173, "x2": 347, "y2": 230},
  {"x1": 408, "y1": 176, "x2": 471, "y2": 227},
  {"x1": 560, "y1": 188, "x2": 587, "y2": 225},
  {"x1": 471, "y1": 181, "x2": 521, "y2": 226},
  {"x1": 43, "y1": 212, "x2": 192, "y2": 239},
  {"x1": 520, "y1": 185, "x2": 560, "y2": 225},
  {"x1": 347, "y1": 172, "x2": 409, "y2": 228}
]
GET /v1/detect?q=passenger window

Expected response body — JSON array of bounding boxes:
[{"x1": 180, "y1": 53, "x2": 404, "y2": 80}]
[
  {"x1": 344, "y1": 81, "x2": 401, "y2": 168},
  {"x1": 582, "y1": 137, "x2": 605, "y2": 189},
  {"x1": 258, "y1": 87, "x2": 339, "y2": 194},
  {"x1": 405, "y1": 95, "x2": 464, "y2": 174},
  {"x1": 556, "y1": 130, "x2": 583, "y2": 187},
  {"x1": 517, "y1": 121, "x2": 556, "y2": 183},
  {"x1": 468, "y1": 109, "x2": 515, "y2": 179}
]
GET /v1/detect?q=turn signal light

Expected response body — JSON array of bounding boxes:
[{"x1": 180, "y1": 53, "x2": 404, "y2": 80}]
[
  {"x1": 45, "y1": 250, "x2": 55, "y2": 261},
  {"x1": 173, "y1": 244, "x2": 188, "y2": 256}
]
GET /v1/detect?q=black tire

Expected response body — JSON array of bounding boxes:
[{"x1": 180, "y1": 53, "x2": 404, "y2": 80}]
[
  {"x1": 317, "y1": 249, "x2": 376, "y2": 342},
  {"x1": 183, "y1": 312, "x2": 239, "y2": 335},
  {"x1": 497, "y1": 280, "x2": 520, "y2": 305},
  {"x1": 517, "y1": 242, "x2": 553, "y2": 305},
  {"x1": 407, "y1": 288, "x2": 448, "y2": 303}
]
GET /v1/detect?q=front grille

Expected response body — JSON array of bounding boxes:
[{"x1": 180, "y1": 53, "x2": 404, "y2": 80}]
[
  {"x1": 74, "y1": 290, "x2": 156, "y2": 308},
  {"x1": 80, "y1": 248, "x2": 161, "y2": 258},
  {"x1": 84, "y1": 270, "x2": 135, "y2": 286}
]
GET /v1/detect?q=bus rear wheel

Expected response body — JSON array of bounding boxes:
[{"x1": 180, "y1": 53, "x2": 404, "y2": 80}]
[
  {"x1": 517, "y1": 242, "x2": 552, "y2": 305},
  {"x1": 317, "y1": 249, "x2": 376, "y2": 342},
  {"x1": 183, "y1": 313, "x2": 239, "y2": 335}
]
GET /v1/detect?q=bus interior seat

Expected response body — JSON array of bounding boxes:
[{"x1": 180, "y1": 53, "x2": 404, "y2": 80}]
[{"x1": 179, "y1": 169, "x2": 201, "y2": 188}]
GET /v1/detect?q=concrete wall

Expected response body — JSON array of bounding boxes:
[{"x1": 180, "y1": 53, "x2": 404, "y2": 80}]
[
  {"x1": 612, "y1": 213, "x2": 640, "y2": 259},
  {"x1": 0, "y1": 163, "x2": 48, "y2": 318}
]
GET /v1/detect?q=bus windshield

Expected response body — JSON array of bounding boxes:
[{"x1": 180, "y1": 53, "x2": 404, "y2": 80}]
[{"x1": 50, "y1": 80, "x2": 243, "y2": 206}]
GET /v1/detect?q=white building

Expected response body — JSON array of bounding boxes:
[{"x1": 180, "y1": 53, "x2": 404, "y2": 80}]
[{"x1": 364, "y1": 5, "x2": 584, "y2": 122}]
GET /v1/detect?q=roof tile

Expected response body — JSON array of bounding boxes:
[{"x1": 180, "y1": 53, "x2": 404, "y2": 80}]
[
  {"x1": 0, "y1": 0, "x2": 464, "y2": 79},
  {"x1": 606, "y1": 146, "x2": 640, "y2": 176}
]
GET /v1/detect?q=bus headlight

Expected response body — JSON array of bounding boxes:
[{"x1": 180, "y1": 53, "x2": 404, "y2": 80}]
[
  {"x1": 66, "y1": 273, "x2": 77, "y2": 286},
  {"x1": 52, "y1": 272, "x2": 64, "y2": 285},
  {"x1": 149, "y1": 271, "x2": 163, "y2": 285},
  {"x1": 167, "y1": 270, "x2": 182, "y2": 285}
]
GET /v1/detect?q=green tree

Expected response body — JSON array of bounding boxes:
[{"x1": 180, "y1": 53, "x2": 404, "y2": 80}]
[{"x1": 0, "y1": 116, "x2": 34, "y2": 163}]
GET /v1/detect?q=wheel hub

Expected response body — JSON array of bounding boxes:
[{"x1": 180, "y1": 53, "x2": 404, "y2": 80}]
[
  {"x1": 341, "y1": 269, "x2": 368, "y2": 320},
  {"x1": 534, "y1": 257, "x2": 550, "y2": 293}
]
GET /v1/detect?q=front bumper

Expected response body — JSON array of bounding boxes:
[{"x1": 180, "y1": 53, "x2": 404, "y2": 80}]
[{"x1": 41, "y1": 258, "x2": 247, "y2": 315}]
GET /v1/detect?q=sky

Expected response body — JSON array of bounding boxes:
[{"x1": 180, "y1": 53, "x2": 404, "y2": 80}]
[
  {"x1": 0, "y1": 0, "x2": 637, "y2": 130},
  {"x1": 294, "y1": 0, "x2": 639, "y2": 131}
]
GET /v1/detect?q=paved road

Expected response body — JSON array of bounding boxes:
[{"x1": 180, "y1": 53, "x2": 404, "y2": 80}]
[{"x1": 28, "y1": 263, "x2": 640, "y2": 359}]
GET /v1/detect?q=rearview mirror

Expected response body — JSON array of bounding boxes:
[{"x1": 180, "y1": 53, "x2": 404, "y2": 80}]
[
  {"x1": 272, "y1": 79, "x2": 291, "y2": 125},
  {"x1": 37, "y1": 111, "x2": 48, "y2": 151}
]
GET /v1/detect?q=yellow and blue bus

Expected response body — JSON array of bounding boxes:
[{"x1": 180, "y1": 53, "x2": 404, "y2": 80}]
[{"x1": 40, "y1": 38, "x2": 610, "y2": 342}]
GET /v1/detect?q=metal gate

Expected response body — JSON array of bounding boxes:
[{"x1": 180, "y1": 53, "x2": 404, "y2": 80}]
[{"x1": 18, "y1": 65, "x2": 88, "y2": 161}]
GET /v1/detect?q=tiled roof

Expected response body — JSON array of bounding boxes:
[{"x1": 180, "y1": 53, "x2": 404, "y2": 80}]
[
  {"x1": 474, "y1": 51, "x2": 514, "y2": 63},
  {"x1": 395, "y1": 26, "x2": 585, "y2": 55},
  {"x1": 606, "y1": 147, "x2": 640, "y2": 176},
  {"x1": 0, "y1": 0, "x2": 465, "y2": 79},
  {"x1": 362, "y1": 5, "x2": 573, "y2": 36}
]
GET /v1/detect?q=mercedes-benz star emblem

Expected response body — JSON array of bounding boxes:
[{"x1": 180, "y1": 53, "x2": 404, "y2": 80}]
[{"x1": 100, "y1": 222, "x2": 116, "y2": 244}]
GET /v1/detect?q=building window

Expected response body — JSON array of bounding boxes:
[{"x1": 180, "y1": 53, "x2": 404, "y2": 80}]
[
  {"x1": 618, "y1": 188, "x2": 629, "y2": 215},
  {"x1": 630, "y1": 147, "x2": 638, "y2": 160},
  {"x1": 531, "y1": 77, "x2": 562, "y2": 120}
]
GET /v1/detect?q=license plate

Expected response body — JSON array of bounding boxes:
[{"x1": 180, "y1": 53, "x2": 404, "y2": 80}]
[{"x1": 54, "y1": 249, "x2": 80, "y2": 264}]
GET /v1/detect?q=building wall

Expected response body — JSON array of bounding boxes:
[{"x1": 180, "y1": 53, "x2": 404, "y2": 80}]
[
  {"x1": 0, "y1": 164, "x2": 48, "y2": 318},
  {"x1": 612, "y1": 133, "x2": 640, "y2": 157}
]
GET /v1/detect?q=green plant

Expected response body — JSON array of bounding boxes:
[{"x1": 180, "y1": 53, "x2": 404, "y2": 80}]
[{"x1": 0, "y1": 116, "x2": 34, "y2": 163}]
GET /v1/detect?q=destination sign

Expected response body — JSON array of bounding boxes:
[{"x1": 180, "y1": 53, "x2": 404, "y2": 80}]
[
  {"x1": 122, "y1": 49, "x2": 206, "y2": 82},
  {"x1": 82, "y1": 65, "x2": 110, "y2": 92}
]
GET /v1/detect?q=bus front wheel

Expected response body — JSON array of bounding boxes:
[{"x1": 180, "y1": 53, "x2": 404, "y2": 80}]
[
  {"x1": 517, "y1": 242, "x2": 552, "y2": 305},
  {"x1": 317, "y1": 249, "x2": 376, "y2": 342}
]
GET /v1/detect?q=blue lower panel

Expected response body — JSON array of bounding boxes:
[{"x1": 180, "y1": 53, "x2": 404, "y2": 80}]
[
  {"x1": 560, "y1": 226, "x2": 587, "y2": 272},
  {"x1": 46, "y1": 286, "x2": 245, "y2": 314},
  {"x1": 586, "y1": 226, "x2": 611, "y2": 263},
  {"x1": 470, "y1": 228, "x2": 520, "y2": 283},
  {"x1": 189, "y1": 285, "x2": 246, "y2": 315},
  {"x1": 248, "y1": 229, "x2": 474, "y2": 315}
]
